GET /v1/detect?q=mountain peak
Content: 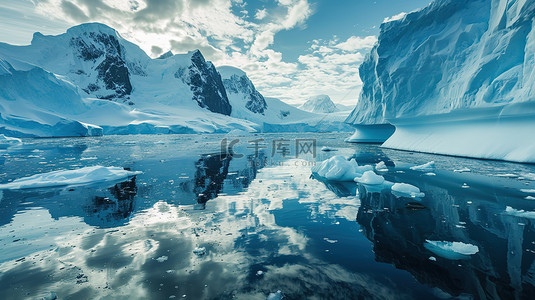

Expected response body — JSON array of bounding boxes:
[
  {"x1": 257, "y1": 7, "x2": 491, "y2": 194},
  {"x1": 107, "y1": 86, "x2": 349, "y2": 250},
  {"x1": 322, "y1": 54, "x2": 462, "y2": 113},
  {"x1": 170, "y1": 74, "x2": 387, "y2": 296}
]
[
  {"x1": 218, "y1": 66, "x2": 247, "y2": 79},
  {"x1": 157, "y1": 51, "x2": 174, "y2": 59},
  {"x1": 299, "y1": 95, "x2": 338, "y2": 113},
  {"x1": 66, "y1": 22, "x2": 118, "y2": 36}
]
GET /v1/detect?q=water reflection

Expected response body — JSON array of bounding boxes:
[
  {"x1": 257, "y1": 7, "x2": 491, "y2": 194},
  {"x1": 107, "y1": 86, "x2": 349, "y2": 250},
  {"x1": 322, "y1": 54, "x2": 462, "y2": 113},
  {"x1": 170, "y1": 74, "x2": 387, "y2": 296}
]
[{"x1": 353, "y1": 169, "x2": 535, "y2": 299}]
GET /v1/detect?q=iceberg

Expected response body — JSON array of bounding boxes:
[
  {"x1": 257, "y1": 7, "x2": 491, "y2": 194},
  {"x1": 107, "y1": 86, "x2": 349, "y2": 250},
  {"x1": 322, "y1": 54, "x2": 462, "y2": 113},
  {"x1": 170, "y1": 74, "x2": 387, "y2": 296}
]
[
  {"x1": 0, "y1": 166, "x2": 142, "y2": 190},
  {"x1": 354, "y1": 171, "x2": 385, "y2": 185},
  {"x1": 345, "y1": 0, "x2": 535, "y2": 163},
  {"x1": 391, "y1": 183, "x2": 425, "y2": 198},
  {"x1": 375, "y1": 161, "x2": 388, "y2": 172},
  {"x1": 312, "y1": 156, "x2": 361, "y2": 182},
  {"x1": 424, "y1": 240, "x2": 479, "y2": 260}
]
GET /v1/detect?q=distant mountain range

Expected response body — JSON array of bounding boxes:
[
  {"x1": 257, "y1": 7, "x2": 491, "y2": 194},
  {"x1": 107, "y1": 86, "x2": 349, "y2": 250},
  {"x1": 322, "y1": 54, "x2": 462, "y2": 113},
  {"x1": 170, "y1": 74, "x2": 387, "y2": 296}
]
[{"x1": 0, "y1": 23, "x2": 353, "y2": 137}]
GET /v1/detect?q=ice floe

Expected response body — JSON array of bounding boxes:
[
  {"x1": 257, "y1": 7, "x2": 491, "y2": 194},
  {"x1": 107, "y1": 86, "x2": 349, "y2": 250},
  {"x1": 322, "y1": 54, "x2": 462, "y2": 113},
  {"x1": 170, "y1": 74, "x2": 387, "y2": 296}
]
[
  {"x1": 0, "y1": 166, "x2": 142, "y2": 190},
  {"x1": 505, "y1": 206, "x2": 535, "y2": 219},
  {"x1": 391, "y1": 183, "x2": 425, "y2": 198},
  {"x1": 424, "y1": 240, "x2": 479, "y2": 260},
  {"x1": 354, "y1": 171, "x2": 385, "y2": 185},
  {"x1": 375, "y1": 161, "x2": 388, "y2": 172},
  {"x1": 410, "y1": 161, "x2": 435, "y2": 172},
  {"x1": 311, "y1": 156, "x2": 360, "y2": 181}
]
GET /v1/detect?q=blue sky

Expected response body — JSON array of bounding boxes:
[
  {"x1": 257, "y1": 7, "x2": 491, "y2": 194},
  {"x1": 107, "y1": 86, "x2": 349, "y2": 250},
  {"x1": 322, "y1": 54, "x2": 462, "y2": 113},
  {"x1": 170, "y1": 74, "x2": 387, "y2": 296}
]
[{"x1": 0, "y1": 0, "x2": 431, "y2": 105}]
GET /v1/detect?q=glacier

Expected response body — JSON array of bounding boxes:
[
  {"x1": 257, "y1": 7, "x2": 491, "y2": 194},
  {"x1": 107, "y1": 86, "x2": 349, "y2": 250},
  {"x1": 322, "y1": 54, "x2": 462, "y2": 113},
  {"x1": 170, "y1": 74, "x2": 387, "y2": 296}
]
[
  {"x1": 0, "y1": 23, "x2": 352, "y2": 137},
  {"x1": 346, "y1": 0, "x2": 535, "y2": 163}
]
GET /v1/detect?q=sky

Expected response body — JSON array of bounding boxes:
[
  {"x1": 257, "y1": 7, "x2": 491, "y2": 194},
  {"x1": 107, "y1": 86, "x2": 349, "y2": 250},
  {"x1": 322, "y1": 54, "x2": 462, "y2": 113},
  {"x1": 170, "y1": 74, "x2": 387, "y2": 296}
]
[{"x1": 0, "y1": 0, "x2": 432, "y2": 106}]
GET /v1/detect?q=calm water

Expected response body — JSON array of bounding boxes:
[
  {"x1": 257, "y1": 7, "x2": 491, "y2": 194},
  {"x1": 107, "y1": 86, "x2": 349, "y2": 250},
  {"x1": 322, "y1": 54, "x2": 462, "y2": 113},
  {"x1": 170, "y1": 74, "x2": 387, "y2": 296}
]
[{"x1": 1, "y1": 133, "x2": 535, "y2": 300}]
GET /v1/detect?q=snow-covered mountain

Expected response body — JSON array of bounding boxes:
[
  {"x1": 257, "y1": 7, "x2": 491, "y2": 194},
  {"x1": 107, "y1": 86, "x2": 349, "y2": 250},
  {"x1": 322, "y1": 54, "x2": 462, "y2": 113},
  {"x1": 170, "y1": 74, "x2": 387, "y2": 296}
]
[
  {"x1": 0, "y1": 58, "x2": 102, "y2": 137},
  {"x1": 299, "y1": 95, "x2": 338, "y2": 113},
  {"x1": 218, "y1": 66, "x2": 354, "y2": 132},
  {"x1": 346, "y1": 0, "x2": 535, "y2": 163},
  {"x1": 0, "y1": 23, "x2": 353, "y2": 137}
]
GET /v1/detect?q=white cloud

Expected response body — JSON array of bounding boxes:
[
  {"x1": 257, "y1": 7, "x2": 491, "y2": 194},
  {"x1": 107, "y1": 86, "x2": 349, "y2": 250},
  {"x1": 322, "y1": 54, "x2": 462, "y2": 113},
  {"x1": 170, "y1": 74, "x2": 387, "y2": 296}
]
[
  {"x1": 255, "y1": 8, "x2": 267, "y2": 20},
  {"x1": 335, "y1": 36, "x2": 378, "y2": 52},
  {"x1": 383, "y1": 12, "x2": 407, "y2": 23},
  {"x1": 25, "y1": 0, "x2": 370, "y2": 106}
]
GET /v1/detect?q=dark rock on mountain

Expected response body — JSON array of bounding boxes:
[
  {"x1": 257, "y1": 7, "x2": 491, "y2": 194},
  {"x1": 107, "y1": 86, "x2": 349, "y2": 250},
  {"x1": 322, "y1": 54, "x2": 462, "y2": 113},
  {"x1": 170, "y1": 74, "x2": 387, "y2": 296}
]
[{"x1": 186, "y1": 50, "x2": 232, "y2": 116}]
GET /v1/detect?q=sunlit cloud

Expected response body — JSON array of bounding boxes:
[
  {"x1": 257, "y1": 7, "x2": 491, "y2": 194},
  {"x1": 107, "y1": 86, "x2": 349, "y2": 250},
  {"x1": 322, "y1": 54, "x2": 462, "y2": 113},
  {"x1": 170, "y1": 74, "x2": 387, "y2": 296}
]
[{"x1": 8, "y1": 0, "x2": 377, "y2": 105}]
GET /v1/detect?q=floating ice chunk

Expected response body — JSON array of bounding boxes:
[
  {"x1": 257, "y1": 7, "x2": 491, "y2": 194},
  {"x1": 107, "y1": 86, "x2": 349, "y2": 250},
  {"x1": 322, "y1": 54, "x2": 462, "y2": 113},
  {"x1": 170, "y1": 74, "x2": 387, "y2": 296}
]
[
  {"x1": 424, "y1": 240, "x2": 479, "y2": 260},
  {"x1": 429, "y1": 256, "x2": 436, "y2": 261},
  {"x1": 410, "y1": 161, "x2": 435, "y2": 172},
  {"x1": 526, "y1": 196, "x2": 535, "y2": 200},
  {"x1": 355, "y1": 165, "x2": 374, "y2": 174},
  {"x1": 454, "y1": 168, "x2": 471, "y2": 173},
  {"x1": 505, "y1": 206, "x2": 535, "y2": 219},
  {"x1": 267, "y1": 290, "x2": 283, "y2": 300},
  {"x1": 155, "y1": 256, "x2": 168, "y2": 262},
  {"x1": 312, "y1": 156, "x2": 360, "y2": 181},
  {"x1": 520, "y1": 173, "x2": 535, "y2": 181},
  {"x1": 354, "y1": 171, "x2": 385, "y2": 185},
  {"x1": 425, "y1": 172, "x2": 436, "y2": 176},
  {"x1": 0, "y1": 166, "x2": 142, "y2": 190},
  {"x1": 391, "y1": 183, "x2": 425, "y2": 198},
  {"x1": 323, "y1": 238, "x2": 338, "y2": 244},
  {"x1": 495, "y1": 173, "x2": 518, "y2": 178},
  {"x1": 256, "y1": 270, "x2": 264, "y2": 276},
  {"x1": 375, "y1": 161, "x2": 388, "y2": 171},
  {"x1": 0, "y1": 134, "x2": 22, "y2": 147},
  {"x1": 321, "y1": 146, "x2": 337, "y2": 152},
  {"x1": 521, "y1": 189, "x2": 535, "y2": 193},
  {"x1": 193, "y1": 247, "x2": 206, "y2": 256}
]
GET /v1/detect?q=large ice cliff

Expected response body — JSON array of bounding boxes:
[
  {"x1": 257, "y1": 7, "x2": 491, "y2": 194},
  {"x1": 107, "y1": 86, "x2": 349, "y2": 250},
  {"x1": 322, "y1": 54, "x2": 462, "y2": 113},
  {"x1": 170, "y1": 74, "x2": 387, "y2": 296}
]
[{"x1": 346, "y1": 0, "x2": 535, "y2": 162}]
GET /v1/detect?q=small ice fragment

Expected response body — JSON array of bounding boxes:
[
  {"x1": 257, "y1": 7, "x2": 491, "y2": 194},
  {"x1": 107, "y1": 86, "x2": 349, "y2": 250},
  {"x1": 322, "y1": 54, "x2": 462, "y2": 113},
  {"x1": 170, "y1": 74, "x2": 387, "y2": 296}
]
[
  {"x1": 462, "y1": 183, "x2": 470, "y2": 188},
  {"x1": 155, "y1": 256, "x2": 168, "y2": 262},
  {"x1": 321, "y1": 146, "x2": 336, "y2": 152},
  {"x1": 323, "y1": 238, "x2": 338, "y2": 244},
  {"x1": 354, "y1": 171, "x2": 385, "y2": 185},
  {"x1": 193, "y1": 247, "x2": 206, "y2": 256},
  {"x1": 424, "y1": 240, "x2": 479, "y2": 260},
  {"x1": 505, "y1": 206, "x2": 535, "y2": 219},
  {"x1": 454, "y1": 168, "x2": 471, "y2": 173},
  {"x1": 267, "y1": 290, "x2": 283, "y2": 300},
  {"x1": 495, "y1": 174, "x2": 518, "y2": 178},
  {"x1": 429, "y1": 256, "x2": 436, "y2": 261},
  {"x1": 410, "y1": 161, "x2": 435, "y2": 172},
  {"x1": 375, "y1": 161, "x2": 388, "y2": 171},
  {"x1": 391, "y1": 183, "x2": 425, "y2": 198},
  {"x1": 425, "y1": 172, "x2": 436, "y2": 176},
  {"x1": 256, "y1": 270, "x2": 264, "y2": 276},
  {"x1": 526, "y1": 196, "x2": 535, "y2": 200},
  {"x1": 521, "y1": 189, "x2": 535, "y2": 193}
]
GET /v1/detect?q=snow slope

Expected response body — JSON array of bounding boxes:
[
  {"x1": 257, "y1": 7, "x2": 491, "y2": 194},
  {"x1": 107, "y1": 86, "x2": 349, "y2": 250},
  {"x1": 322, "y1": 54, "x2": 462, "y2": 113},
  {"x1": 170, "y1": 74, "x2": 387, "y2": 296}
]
[
  {"x1": 346, "y1": 0, "x2": 535, "y2": 162},
  {"x1": 0, "y1": 23, "x2": 351, "y2": 136},
  {"x1": 0, "y1": 58, "x2": 102, "y2": 137},
  {"x1": 218, "y1": 66, "x2": 354, "y2": 132},
  {"x1": 299, "y1": 95, "x2": 338, "y2": 113}
]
